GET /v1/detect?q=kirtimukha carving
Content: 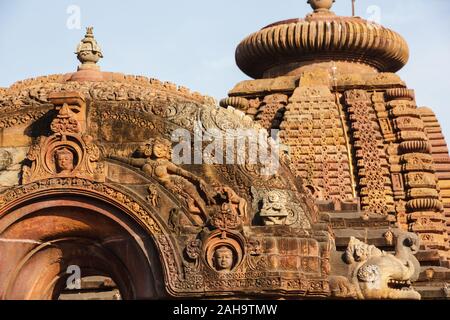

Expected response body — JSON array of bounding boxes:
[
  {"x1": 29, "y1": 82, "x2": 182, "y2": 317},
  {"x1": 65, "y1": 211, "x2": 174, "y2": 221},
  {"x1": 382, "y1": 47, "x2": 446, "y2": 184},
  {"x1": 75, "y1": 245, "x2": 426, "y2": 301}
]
[
  {"x1": 253, "y1": 188, "x2": 311, "y2": 228},
  {"x1": 260, "y1": 190, "x2": 290, "y2": 225}
]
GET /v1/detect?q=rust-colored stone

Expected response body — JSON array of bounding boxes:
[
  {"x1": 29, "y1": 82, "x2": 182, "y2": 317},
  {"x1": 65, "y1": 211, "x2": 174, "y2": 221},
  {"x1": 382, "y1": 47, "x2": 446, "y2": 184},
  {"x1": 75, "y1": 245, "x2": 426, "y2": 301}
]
[{"x1": 1, "y1": 1, "x2": 449, "y2": 300}]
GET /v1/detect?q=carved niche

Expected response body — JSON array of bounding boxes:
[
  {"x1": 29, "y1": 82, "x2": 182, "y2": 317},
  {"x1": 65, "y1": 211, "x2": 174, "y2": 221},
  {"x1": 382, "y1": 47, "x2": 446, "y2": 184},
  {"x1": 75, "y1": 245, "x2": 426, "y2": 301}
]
[
  {"x1": 22, "y1": 92, "x2": 105, "y2": 184},
  {"x1": 203, "y1": 230, "x2": 245, "y2": 273}
]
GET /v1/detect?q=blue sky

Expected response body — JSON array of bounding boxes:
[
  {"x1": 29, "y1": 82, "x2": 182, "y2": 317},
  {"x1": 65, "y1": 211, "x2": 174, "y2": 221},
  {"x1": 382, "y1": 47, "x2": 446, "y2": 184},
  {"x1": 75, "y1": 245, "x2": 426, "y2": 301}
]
[{"x1": 1, "y1": 0, "x2": 449, "y2": 137}]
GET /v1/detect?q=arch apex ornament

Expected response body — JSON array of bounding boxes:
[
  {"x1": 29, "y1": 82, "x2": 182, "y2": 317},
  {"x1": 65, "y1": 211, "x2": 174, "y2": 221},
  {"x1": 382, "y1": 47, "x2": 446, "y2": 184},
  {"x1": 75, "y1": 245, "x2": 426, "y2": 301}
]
[
  {"x1": 75, "y1": 26, "x2": 103, "y2": 71},
  {"x1": 307, "y1": 0, "x2": 335, "y2": 12},
  {"x1": 22, "y1": 91, "x2": 105, "y2": 184}
]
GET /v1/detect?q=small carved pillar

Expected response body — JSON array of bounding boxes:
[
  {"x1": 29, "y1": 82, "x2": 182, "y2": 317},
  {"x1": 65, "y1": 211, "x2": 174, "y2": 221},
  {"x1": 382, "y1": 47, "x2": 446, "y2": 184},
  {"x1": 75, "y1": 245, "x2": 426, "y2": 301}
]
[
  {"x1": 386, "y1": 88, "x2": 447, "y2": 252},
  {"x1": 344, "y1": 90, "x2": 394, "y2": 216}
]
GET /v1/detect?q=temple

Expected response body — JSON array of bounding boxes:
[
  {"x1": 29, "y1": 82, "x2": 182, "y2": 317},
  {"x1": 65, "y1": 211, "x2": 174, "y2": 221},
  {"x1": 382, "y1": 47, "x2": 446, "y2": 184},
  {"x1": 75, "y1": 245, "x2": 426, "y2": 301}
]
[{"x1": 0, "y1": 0, "x2": 449, "y2": 299}]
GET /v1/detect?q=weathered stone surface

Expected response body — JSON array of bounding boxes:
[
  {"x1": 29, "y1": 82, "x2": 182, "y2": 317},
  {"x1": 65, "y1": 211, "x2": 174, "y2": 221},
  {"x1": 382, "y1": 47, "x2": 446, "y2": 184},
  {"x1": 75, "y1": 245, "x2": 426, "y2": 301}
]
[{"x1": 1, "y1": 0, "x2": 449, "y2": 300}]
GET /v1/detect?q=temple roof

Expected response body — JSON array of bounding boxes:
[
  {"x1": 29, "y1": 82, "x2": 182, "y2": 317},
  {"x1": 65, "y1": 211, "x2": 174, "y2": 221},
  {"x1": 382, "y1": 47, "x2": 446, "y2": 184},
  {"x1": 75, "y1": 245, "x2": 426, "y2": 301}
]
[
  {"x1": 0, "y1": 27, "x2": 216, "y2": 107},
  {"x1": 235, "y1": 0, "x2": 410, "y2": 79}
]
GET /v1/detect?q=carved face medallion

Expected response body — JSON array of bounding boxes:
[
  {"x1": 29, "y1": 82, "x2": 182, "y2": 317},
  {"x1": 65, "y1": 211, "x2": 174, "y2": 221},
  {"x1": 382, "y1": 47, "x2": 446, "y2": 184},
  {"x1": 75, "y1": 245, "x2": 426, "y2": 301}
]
[
  {"x1": 54, "y1": 148, "x2": 74, "y2": 174},
  {"x1": 213, "y1": 246, "x2": 234, "y2": 272},
  {"x1": 204, "y1": 231, "x2": 245, "y2": 274}
]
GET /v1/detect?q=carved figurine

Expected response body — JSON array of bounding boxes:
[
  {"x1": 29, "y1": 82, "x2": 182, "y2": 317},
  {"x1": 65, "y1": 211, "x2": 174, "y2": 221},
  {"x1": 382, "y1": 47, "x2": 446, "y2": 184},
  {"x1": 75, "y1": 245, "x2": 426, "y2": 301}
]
[
  {"x1": 340, "y1": 233, "x2": 421, "y2": 299},
  {"x1": 168, "y1": 208, "x2": 181, "y2": 234},
  {"x1": 147, "y1": 185, "x2": 160, "y2": 207},
  {"x1": 111, "y1": 138, "x2": 215, "y2": 220},
  {"x1": 259, "y1": 191, "x2": 289, "y2": 225},
  {"x1": 215, "y1": 185, "x2": 247, "y2": 218}
]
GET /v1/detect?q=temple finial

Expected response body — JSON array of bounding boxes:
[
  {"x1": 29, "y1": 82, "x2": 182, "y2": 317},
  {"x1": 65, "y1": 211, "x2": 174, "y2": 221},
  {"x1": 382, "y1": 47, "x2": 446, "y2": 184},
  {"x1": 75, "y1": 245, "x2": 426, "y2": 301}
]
[
  {"x1": 75, "y1": 27, "x2": 103, "y2": 71},
  {"x1": 307, "y1": 0, "x2": 336, "y2": 13}
]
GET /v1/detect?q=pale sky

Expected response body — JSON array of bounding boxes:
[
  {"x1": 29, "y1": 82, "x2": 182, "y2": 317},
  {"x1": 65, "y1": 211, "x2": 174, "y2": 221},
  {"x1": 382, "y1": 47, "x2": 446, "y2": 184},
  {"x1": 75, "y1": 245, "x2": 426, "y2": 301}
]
[{"x1": 1, "y1": 0, "x2": 449, "y2": 137}]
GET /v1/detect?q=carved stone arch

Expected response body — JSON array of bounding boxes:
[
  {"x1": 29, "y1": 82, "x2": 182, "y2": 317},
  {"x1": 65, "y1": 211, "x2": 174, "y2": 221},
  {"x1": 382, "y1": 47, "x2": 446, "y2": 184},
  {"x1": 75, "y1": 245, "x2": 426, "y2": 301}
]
[{"x1": 0, "y1": 178, "x2": 186, "y2": 299}]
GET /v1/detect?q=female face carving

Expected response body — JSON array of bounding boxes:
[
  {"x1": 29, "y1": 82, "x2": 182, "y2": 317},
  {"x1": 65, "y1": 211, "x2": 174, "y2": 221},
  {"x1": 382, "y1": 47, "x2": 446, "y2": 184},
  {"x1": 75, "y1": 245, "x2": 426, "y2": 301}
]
[
  {"x1": 55, "y1": 148, "x2": 74, "y2": 173},
  {"x1": 153, "y1": 142, "x2": 168, "y2": 159}
]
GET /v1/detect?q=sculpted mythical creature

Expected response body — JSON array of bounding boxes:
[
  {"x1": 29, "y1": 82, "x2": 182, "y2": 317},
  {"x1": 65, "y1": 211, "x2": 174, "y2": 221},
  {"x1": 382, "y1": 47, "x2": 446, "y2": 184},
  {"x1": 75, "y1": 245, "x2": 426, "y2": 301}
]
[
  {"x1": 331, "y1": 231, "x2": 421, "y2": 300},
  {"x1": 259, "y1": 190, "x2": 290, "y2": 225},
  {"x1": 111, "y1": 138, "x2": 216, "y2": 221}
]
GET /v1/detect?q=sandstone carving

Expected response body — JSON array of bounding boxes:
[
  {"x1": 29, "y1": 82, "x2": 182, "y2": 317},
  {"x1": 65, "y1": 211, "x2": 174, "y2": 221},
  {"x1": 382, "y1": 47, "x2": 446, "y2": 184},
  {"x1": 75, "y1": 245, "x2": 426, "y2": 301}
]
[
  {"x1": 0, "y1": 0, "x2": 449, "y2": 300},
  {"x1": 203, "y1": 230, "x2": 244, "y2": 274},
  {"x1": 0, "y1": 150, "x2": 12, "y2": 171},
  {"x1": 111, "y1": 138, "x2": 215, "y2": 222},
  {"x1": 253, "y1": 187, "x2": 311, "y2": 228},
  {"x1": 212, "y1": 246, "x2": 234, "y2": 273},
  {"x1": 22, "y1": 96, "x2": 105, "y2": 184},
  {"x1": 260, "y1": 190, "x2": 291, "y2": 225},
  {"x1": 342, "y1": 233, "x2": 421, "y2": 300},
  {"x1": 76, "y1": 27, "x2": 103, "y2": 70}
]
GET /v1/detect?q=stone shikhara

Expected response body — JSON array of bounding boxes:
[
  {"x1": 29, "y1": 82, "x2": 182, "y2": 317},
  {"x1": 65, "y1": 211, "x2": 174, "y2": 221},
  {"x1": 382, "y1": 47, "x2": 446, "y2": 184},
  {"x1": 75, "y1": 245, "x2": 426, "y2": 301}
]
[{"x1": 0, "y1": 1, "x2": 448, "y2": 300}]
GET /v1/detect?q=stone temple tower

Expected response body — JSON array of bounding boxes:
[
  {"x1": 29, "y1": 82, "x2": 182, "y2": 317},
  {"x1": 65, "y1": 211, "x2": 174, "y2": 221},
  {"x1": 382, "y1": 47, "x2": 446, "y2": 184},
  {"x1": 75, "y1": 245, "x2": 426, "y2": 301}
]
[
  {"x1": 0, "y1": 2, "x2": 449, "y2": 300},
  {"x1": 221, "y1": 0, "x2": 450, "y2": 296}
]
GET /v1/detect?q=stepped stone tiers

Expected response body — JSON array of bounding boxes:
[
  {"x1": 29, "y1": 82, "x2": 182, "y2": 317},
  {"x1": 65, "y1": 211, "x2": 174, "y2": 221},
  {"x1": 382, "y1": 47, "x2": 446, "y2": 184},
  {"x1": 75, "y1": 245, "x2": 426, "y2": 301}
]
[
  {"x1": 0, "y1": 3, "x2": 449, "y2": 300},
  {"x1": 235, "y1": 2, "x2": 409, "y2": 79},
  {"x1": 221, "y1": 0, "x2": 450, "y2": 298}
]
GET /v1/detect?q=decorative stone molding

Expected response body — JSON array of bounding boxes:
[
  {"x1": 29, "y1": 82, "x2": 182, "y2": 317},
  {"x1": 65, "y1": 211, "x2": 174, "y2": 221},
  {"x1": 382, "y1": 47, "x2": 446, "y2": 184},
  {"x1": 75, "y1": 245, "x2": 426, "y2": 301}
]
[
  {"x1": 279, "y1": 85, "x2": 354, "y2": 202},
  {"x1": 344, "y1": 90, "x2": 393, "y2": 215},
  {"x1": 385, "y1": 89, "x2": 447, "y2": 251},
  {"x1": 236, "y1": 10, "x2": 409, "y2": 78}
]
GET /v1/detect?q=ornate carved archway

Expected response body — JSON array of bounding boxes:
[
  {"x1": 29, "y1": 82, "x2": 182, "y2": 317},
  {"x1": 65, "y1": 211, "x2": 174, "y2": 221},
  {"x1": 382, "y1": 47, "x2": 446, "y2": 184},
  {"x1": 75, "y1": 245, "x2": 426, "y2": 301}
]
[{"x1": 0, "y1": 179, "x2": 183, "y2": 299}]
